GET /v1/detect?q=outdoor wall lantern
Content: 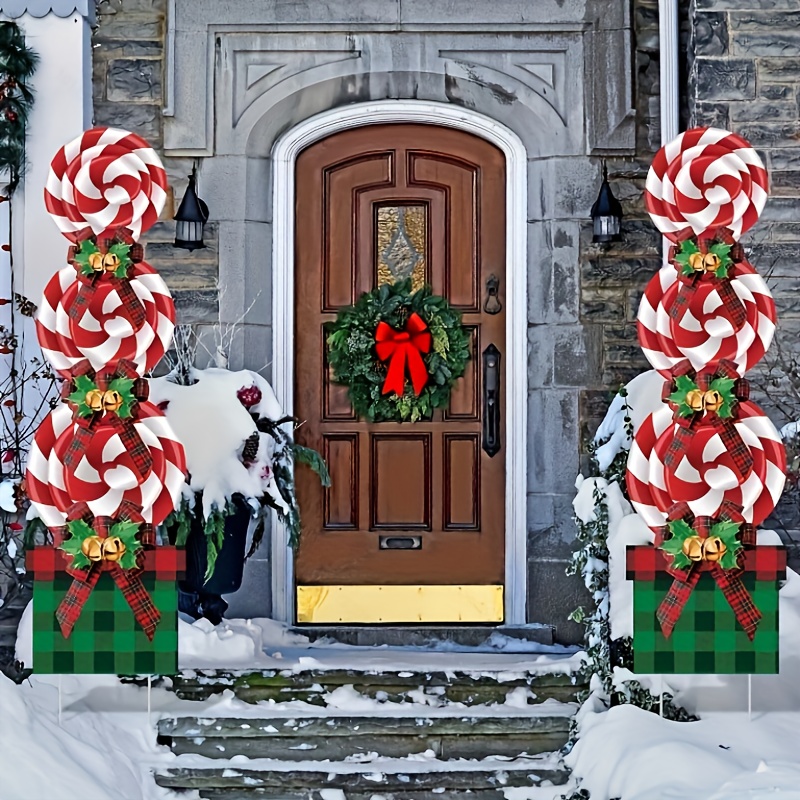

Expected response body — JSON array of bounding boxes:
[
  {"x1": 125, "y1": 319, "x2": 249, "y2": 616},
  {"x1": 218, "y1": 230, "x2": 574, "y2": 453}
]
[
  {"x1": 173, "y1": 165, "x2": 209, "y2": 250},
  {"x1": 590, "y1": 162, "x2": 623, "y2": 244}
]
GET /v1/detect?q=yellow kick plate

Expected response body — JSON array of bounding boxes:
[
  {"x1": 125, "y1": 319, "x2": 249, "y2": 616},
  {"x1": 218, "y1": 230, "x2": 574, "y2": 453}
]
[{"x1": 296, "y1": 585, "x2": 504, "y2": 624}]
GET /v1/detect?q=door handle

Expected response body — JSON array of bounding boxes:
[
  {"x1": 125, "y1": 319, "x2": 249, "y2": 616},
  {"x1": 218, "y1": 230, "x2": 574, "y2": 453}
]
[{"x1": 482, "y1": 344, "x2": 501, "y2": 457}]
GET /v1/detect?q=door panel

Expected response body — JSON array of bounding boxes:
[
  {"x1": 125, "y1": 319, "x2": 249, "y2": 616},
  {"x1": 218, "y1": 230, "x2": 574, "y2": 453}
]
[{"x1": 294, "y1": 124, "x2": 506, "y2": 621}]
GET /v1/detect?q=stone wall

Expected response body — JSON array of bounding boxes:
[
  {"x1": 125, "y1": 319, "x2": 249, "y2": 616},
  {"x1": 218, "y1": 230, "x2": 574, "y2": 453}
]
[
  {"x1": 686, "y1": 0, "x2": 800, "y2": 562},
  {"x1": 93, "y1": 0, "x2": 219, "y2": 335},
  {"x1": 90, "y1": 0, "x2": 657, "y2": 642}
]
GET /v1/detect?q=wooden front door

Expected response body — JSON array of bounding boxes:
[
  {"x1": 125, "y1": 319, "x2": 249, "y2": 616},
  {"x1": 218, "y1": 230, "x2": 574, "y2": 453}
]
[{"x1": 294, "y1": 123, "x2": 506, "y2": 624}]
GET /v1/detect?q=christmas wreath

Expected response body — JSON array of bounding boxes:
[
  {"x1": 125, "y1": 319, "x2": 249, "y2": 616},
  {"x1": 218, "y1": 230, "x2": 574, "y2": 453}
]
[{"x1": 326, "y1": 280, "x2": 470, "y2": 422}]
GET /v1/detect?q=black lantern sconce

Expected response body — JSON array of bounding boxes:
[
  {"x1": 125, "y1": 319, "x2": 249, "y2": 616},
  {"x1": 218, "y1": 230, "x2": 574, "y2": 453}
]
[
  {"x1": 174, "y1": 165, "x2": 209, "y2": 251},
  {"x1": 590, "y1": 162, "x2": 623, "y2": 244}
]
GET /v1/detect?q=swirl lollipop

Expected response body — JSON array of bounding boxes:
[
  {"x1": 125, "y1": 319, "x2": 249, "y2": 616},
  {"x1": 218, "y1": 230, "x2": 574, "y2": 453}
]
[
  {"x1": 36, "y1": 261, "x2": 176, "y2": 378},
  {"x1": 26, "y1": 402, "x2": 186, "y2": 529},
  {"x1": 645, "y1": 127, "x2": 768, "y2": 242},
  {"x1": 637, "y1": 261, "x2": 776, "y2": 377},
  {"x1": 627, "y1": 403, "x2": 785, "y2": 532},
  {"x1": 44, "y1": 127, "x2": 167, "y2": 242}
]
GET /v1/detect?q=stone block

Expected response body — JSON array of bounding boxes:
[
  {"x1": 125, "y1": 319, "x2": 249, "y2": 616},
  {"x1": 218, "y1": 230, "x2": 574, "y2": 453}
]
[
  {"x1": 527, "y1": 389, "x2": 579, "y2": 494},
  {"x1": 580, "y1": 287, "x2": 627, "y2": 322},
  {"x1": 92, "y1": 101, "x2": 162, "y2": 147},
  {"x1": 94, "y1": 14, "x2": 163, "y2": 40},
  {"x1": 694, "y1": 58, "x2": 755, "y2": 101},
  {"x1": 731, "y1": 10, "x2": 800, "y2": 30},
  {"x1": 527, "y1": 493, "x2": 580, "y2": 553},
  {"x1": 693, "y1": 102, "x2": 731, "y2": 129},
  {"x1": 528, "y1": 221, "x2": 580, "y2": 326},
  {"x1": 581, "y1": 256, "x2": 661, "y2": 287},
  {"x1": 735, "y1": 122, "x2": 800, "y2": 149},
  {"x1": 96, "y1": 0, "x2": 167, "y2": 14},
  {"x1": 729, "y1": 100, "x2": 798, "y2": 123},
  {"x1": 93, "y1": 39, "x2": 163, "y2": 59},
  {"x1": 552, "y1": 325, "x2": 603, "y2": 388},
  {"x1": 769, "y1": 149, "x2": 800, "y2": 171},
  {"x1": 172, "y1": 288, "x2": 219, "y2": 325},
  {"x1": 527, "y1": 325, "x2": 554, "y2": 388},
  {"x1": 733, "y1": 32, "x2": 800, "y2": 58},
  {"x1": 770, "y1": 171, "x2": 800, "y2": 196},
  {"x1": 694, "y1": 11, "x2": 728, "y2": 56},
  {"x1": 526, "y1": 557, "x2": 590, "y2": 645},
  {"x1": 605, "y1": 342, "x2": 650, "y2": 368},
  {"x1": 759, "y1": 84, "x2": 795, "y2": 101},
  {"x1": 767, "y1": 222, "x2": 800, "y2": 242},
  {"x1": 757, "y1": 197, "x2": 800, "y2": 223},
  {"x1": 627, "y1": 288, "x2": 645, "y2": 323},
  {"x1": 107, "y1": 58, "x2": 162, "y2": 103},
  {"x1": 756, "y1": 58, "x2": 800, "y2": 82},
  {"x1": 398, "y1": 0, "x2": 585, "y2": 24}
]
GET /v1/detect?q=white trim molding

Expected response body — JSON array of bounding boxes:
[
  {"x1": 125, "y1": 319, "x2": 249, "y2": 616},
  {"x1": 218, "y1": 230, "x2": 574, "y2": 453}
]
[{"x1": 271, "y1": 100, "x2": 528, "y2": 626}]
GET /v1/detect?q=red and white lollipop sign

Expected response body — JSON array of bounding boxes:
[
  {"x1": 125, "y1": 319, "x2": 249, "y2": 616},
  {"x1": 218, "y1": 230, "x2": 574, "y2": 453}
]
[
  {"x1": 44, "y1": 127, "x2": 168, "y2": 242},
  {"x1": 36, "y1": 262, "x2": 176, "y2": 378},
  {"x1": 26, "y1": 403, "x2": 186, "y2": 529},
  {"x1": 637, "y1": 260, "x2": 776, "y2": 377},
  {"x1": 645, "y1": 127, "x2": 768, "y2": 243},
  {"x1": 627, "y1": 403, "x2": 786, "y2": 532}
]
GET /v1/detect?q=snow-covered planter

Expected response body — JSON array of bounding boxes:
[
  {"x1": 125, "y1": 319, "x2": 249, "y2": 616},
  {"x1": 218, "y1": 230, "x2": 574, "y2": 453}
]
[{"x1": 148, "y1": 367, "x2": 328, "y2": 620}]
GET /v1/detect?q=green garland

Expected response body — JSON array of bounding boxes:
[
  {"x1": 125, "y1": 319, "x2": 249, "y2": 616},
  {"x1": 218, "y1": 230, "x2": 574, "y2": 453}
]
[
  {"x1": 0, "y1": 22, "x2": 37, "y2": 190},
  {"x1": 326, "y1": 280, "x2": 471, "y2": 422}
]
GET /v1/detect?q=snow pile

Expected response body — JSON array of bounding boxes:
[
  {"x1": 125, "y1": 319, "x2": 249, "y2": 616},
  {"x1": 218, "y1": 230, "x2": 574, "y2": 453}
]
[
  {"x1": 149, "y1": 368, "x2": 286, "y2": 517},
  {"x1": 592, "y1": 369, "x2": 664, "y2": 471}
]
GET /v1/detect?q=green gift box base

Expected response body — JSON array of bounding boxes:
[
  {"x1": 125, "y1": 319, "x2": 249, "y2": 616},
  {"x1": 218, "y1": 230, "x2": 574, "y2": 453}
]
[
  {"x1": 32, "y1": 571, "x2": 179, "y2": 675},
  {"x1": 627, "y1": 546, "x2": 785, "y2": 675}
]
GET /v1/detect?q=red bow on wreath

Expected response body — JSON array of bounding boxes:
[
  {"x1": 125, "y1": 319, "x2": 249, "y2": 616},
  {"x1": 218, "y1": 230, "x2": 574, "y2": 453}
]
[
  {"x1": 54, "y1": 500, "x2": 161, "y2": 640},
  {"x1": 374, "y1": 313, "x2": 432, "y2": 397},
  {"x1": 67, "y1": 228, "x2": 146, "y2": 329},
  {"x1": 656, "y1": 500, "x2": 761, "y2": 640}
]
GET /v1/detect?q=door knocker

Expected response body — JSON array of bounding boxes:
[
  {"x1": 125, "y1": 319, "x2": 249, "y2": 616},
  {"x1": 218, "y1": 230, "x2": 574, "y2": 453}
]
[{"x1": 484, "y1": 274, "x2": 502, "y2": 315}]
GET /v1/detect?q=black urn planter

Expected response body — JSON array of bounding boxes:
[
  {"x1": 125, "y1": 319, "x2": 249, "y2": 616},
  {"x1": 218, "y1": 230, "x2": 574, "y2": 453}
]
[{"x1": 170, "y1": 496, "x2": 252, "y2": 624}]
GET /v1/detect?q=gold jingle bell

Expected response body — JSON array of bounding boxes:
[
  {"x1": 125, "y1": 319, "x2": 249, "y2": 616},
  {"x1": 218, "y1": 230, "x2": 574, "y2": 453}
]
[
  {"x1": 688, "y1": 252, "x2": 705, "y2": 272},
  {"x1": 703, "y1": 536, "x2": 727, "y2": 562},
  {"x1": 101, "y1": 536, "x2": 126, "y2": 562},
  {"x1": 85, "y1": 388, "x2": 104, "y2": 412},
  {"x1": 88, "y1": 252, "x2": 104, "y2": 272},
  {"x1": 685, "y1": 389, "x2": 705, "y2": 412},
  {"x1": 704, "y1": 390, "x2": 724, "y2": 413},
  {"x1": 682, "y1": 535, "x2": 705, "y2": 562},
  {"x1": 102, "y1": 390, "x2": 124, "y2": 413},
  {"x1": 102, "y1": 252, "x2": 121, "y2": 272},
  {"x1": 703, "y1": 252, "x2": 721, "y2": 272},
  {"x1": 81, "y1": 535, "x2": 105, "y2": 562}
]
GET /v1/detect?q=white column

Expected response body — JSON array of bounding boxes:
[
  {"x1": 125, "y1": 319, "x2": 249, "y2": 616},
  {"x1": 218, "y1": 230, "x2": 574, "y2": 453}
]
[{"x1": 659, "y1": 0, "x2": 680, "y2": 264}]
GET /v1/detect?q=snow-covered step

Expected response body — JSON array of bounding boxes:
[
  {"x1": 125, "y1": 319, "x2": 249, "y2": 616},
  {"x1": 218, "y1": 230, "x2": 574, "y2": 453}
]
[
  {"x1": 158, "y1": 709, "x2": 574, "y2": 761},
  {"x1": 170, "y1": 668, "x2": 585, "y2": 707},
  {"x1": 154, "y1": 753, "x2": 570, "y2": 798}
]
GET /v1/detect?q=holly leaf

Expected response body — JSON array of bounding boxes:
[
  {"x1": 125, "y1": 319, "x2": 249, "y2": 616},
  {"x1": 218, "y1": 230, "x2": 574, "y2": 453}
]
[
  {"x1": 60, "y1": 519, "x2": 95, "y2": 569},
  {"x1": 668, "y1": 374, "x2": 700, "y2": 417},
  {"x1": 108, "y1": 377, "x2": 136, "y2": 418},
  {"x1": 73, "y1": 240, "x2": 100, "y2": 277},
  {"x1": 108, "y1": 243, "x2": 132, "y2": 278},
  {"x1": 709, "y1": 242, "x2": 733, "y2": 277},
  {"x1": 660, "y1": 537, "x2": 693, "y2": 570},
  {"x1": 709, "y1": 377, "x2": 736, "y2": 419},
  {"x1": 66, "y1": 518, "x2": 95, "y2": 542},
  {"x1": 667, "y1": 518, "x2": 696, "y2": 543},
  {"x1": 674, "y1": 239, "x2": 700, "y2": 276},
  {"x1": 67, "y1": 374, "x2": 99, "y2": 417},
  {"x1": 111, "y1": 519, "x2": 140, "y2": 545}
]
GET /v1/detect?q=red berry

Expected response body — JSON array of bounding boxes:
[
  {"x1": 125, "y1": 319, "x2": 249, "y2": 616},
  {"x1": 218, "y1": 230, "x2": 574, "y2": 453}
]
[{"x1": 237, "y1": 385, "x2": 262, "y2": 409}]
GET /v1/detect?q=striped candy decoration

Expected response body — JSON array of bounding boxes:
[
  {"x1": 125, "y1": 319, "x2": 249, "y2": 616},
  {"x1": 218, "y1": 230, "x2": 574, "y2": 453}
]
[
  {"x1": 645, "y1": 127, "x2": 768, "y2": 242},
  {"x1": 44, "y1": 127, "x2": 168, "y2": 242},
  {"x1": 27, "y1": 403, "x2": 186, "y2": 529},
  {"x1": 627, "y1": 403, "x2": 785, "y2": 532},
  {"x1": 637, "y1": 261, "x2": 776, "y2": 378},
  {"x1": 35, "y1": 262, "x2": 175, "y2": 378}
]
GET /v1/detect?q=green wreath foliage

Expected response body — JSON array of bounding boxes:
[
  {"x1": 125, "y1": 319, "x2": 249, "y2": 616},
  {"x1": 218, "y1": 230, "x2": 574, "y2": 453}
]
[{"x1": 326, "y1": 279, "x2": 471, "y2": 422}]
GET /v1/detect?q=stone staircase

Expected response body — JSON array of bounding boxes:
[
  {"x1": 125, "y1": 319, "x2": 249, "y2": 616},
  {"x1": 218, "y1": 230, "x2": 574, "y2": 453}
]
[{"x1": 154, "y1": 667, "x2": 583, "y2": 799}]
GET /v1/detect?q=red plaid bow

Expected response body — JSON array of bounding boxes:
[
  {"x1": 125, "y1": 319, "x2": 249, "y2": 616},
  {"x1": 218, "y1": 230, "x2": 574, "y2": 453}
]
[
  {"x1": 54, "y1": 501, "x2": 161, "y2": 640},
  {"x1": 662, "y1": 359, "x2": 753, "y2": 481},
  {"x1": 62, "y1": 359, "x2": 153, "y2": 481},
  {"x1": 656, "y1": 501, "x2": 761, "y2": 640},
  {"x1": 67, "y1": 229, "x2": 146, "y2": 328},
  {"x1": 668, "y1": 229, "x2": 747, "y2": 329}
]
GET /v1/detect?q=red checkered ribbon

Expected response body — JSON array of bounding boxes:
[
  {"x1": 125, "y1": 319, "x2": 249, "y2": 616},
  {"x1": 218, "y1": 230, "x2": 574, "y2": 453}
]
[
  {"x1": 66, "y1": 229, "x2": 146, "y2": 329},
  {"x1": 667, "y1": 230, "x2": 747, "y2": 330},
  {"x1": 62, "y1": 359, "x2": 153, "y2": 480},
  {"x1": 656, "y1": 501, "x2": 761, "y2": 640},
  {"x1": 662, "y1": 359, "x2": 753, "y2": 481},
  {"x1": 53, "y1": 501, "x2": 161, "y2": 640}
]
